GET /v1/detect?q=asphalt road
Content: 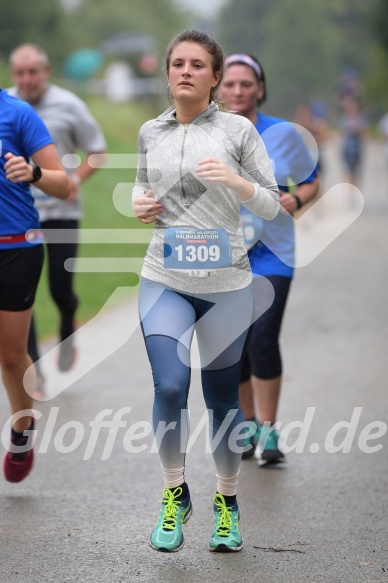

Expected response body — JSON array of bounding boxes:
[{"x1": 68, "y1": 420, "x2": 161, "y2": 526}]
[{"x1": 0, "y1": 137, "x2": 387, "y2": 583}]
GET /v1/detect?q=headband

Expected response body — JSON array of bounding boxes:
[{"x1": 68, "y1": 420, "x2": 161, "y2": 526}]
[{"x1": 224, "y1": 54, "x2": 262, "y2": 80}]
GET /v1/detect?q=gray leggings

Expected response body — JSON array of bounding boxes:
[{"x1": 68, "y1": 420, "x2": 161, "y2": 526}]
[{"x1": 139, "y1": 277, "x2": 253, "y2": 489}]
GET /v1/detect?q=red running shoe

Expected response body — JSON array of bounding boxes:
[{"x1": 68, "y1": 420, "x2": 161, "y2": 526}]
[{"x1": 3, "y1": 426, "x2": 35, "y2": 483}]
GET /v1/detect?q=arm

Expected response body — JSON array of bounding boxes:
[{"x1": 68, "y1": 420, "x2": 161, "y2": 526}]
[
  {"x1": 65, "y1": 95, "x2": 107, "y2": 200},
  {"x1": 196, "y1": 123, "x2": 280, "y2": 220},
  {"x1": 4, "y1": 144, "x2": 70, "y2": 199},
  {"x1": 279, "y1": 124, "x2": 320, "y2": 214},
  {"x1": 133, "y1": 189, "x2": 163, "y2": 224},
  {"x1": 280, "y1": 175, "x2": 320, "y2": 215},
  {"x1": 196, "y1": 158, "x2": 255, "y2": 200},
  {"x1": 132, "y1": 124, "x2": 163, "y2": 224},
  {"x1": 66, "y1": 151, "x2": 107, "y2": 202}
]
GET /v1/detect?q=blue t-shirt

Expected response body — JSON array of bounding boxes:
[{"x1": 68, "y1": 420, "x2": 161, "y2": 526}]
[
  {"x1": 245, "y1": 113, "x2": 318, "y2": 278},
  {"x1": 0, "y1": 89, "x2": 53, "y2": 249}
]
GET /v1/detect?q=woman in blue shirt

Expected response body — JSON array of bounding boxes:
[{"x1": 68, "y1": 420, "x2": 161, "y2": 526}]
[
  {"x1": 0, "y1": 89, "x2": 69, "y2": 483},
  {"x1": 220, "y1": 54, "x2": 320, "y2": 464}
]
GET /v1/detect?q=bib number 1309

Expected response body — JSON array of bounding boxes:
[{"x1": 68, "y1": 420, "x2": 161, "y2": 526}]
[
  {"x1": 175, "y1": 244, "x2": 220, "y2": 263},
  {"x1": 164, "y1": 228, "x2": 232, "y2": 270}
]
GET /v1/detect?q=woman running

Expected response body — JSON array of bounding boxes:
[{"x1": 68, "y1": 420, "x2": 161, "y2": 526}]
[
  {"x1": 220, "y1": 54, "x2": 319, "y2": 465},
  {"x1": 133, "y1": 31, "x2": 279, "y2": 552}
]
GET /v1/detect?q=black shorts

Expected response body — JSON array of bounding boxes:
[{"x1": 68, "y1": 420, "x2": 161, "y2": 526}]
[{"x1": 0, "y1": 245, "x2": 44, "y2": 311}]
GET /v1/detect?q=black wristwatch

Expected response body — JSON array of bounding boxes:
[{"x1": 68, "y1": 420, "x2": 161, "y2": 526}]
[
  {"x1": 30, "y1": 165, "x2": 42, "y2": 184},
  {"x1": 293, "y1": 193, "x2": 303, "y2": 210}
]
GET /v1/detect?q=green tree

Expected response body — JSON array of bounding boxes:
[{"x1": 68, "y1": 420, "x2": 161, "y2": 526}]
[
  {"x1": 260, "y1": 0, "x2": 339, "y2": 116},
  {"x1": 219, "y1": 0, "x2": 274, "y2": 56},
  {"x1": 372, "y1": 0, "x2": 388, "y2": 49},
  {"x1": 367, "y1": 0, "x2": 388, "y2": 112},
  {"x1": 68, "y1": 0, "x2": 188, "y2": 55},
  {"x1": 325, "y1": 0, "x2": 379, "y2": 72},
  {"x1": 0, "y1": 0, "x2": 188, "y2": 80},
  {"x1": 0, "y1": 0, "x2": 71, "y2": 67},
  {"x1": 219, "y1": 0, "x2": 379, "y2": 118},
  {"x1": 219, "y1": 0, "x2": 339, "y2": 116}
]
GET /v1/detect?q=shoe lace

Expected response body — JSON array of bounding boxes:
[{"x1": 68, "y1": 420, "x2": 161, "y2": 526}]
[
  {"x1": 214, "y1": 494, "x2": 233, "y2": 537},
  {"x1": 160, "y1": 487, "x2": 184, "y2": 531}
]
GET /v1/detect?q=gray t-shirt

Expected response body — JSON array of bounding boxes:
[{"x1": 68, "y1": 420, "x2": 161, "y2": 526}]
[
  {"x1": 132, "y1": 102, "x2": 279, "y2": 294},
  {"x1": 8, "y1": 84, "x2": 106, "y2": 221}
]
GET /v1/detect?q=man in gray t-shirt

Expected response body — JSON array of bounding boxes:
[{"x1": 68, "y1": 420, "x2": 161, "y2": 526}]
[{"x1": 9, "y1": 43, "x2": 106, "y2": 394}]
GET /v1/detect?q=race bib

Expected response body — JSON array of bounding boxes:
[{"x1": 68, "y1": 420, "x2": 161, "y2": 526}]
[
  {"x1": 164, "y1": 228, "x2": 232, "y2": 272},
  {"x1": 239, "y1": 208, "x2": 264, "y2": 250}
]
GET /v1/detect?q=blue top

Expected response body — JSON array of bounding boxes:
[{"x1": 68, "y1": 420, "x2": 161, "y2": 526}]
[
  {"x1": 0, "y1": 89, "x2": 53, "y2": 249},
  {"x1": 245, "y1": 113, "x2": 318, "y2": 278}
]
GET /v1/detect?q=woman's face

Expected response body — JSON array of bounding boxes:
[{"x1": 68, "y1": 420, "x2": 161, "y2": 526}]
[
  {"x1": 167, "y1": 41, "x2": 220, "y2": 106},
  {"x1": 220, "y1": 64, "x2": 264, "y2": 117}
]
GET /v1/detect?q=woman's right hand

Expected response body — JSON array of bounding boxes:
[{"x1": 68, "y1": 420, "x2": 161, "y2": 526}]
[{"x1": 133, "y1": 190, "x2": 163, "y2": 224}]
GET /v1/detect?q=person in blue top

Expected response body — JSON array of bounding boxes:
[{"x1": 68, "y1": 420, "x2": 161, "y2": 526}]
[
  {"x1": 220, "y1": 54, "x2": 320, "y2": 465},
  {"x1": 0, "y1": 89, "x2": 70, "y2": 483}
]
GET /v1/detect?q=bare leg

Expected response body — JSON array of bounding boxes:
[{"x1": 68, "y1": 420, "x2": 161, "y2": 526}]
[
  {"x1": 0, "y1": 308, "x2": 34, "y2": 432},
  {"x1": 251, "y1": 374, "x2": 285, "y2": 463},
  {"x1": 251, "y1": 374, "x2": 281, "y2": 425},
  {"x1": 239, "y1": 375, "x2": 282, "y2": 424},
  {"x1": 239, "y1": 374, "x2": 284, "y2": 465}
]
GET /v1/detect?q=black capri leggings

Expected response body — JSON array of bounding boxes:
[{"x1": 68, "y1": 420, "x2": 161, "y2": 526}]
[
  {"x1": 240, "y1": 274, "x2": 292, "y2": 382},
  {"x1": 28, "y1": 219, "x2": 79, "y2": 363},
  {"x1": 42, "y1": 219, "x2": 79, "y2": 332}
]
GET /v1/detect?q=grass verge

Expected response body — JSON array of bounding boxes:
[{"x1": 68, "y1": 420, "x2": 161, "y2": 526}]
[{"x1": 33, "y1": 96, "x2": 160, "y2": 341}]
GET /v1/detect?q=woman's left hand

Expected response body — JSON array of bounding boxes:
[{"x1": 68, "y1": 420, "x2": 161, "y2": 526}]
[
  {"x1": 196, "y1": 157, "x2": 239, "y2": 190},
  {"x1": 4, "y1": 152, "x2": 33, "y2": 183}
]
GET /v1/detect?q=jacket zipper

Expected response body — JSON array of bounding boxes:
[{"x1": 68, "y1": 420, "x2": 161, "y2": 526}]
[{"x1": 180, "y1": 124, "x2": 189, "y2": 207}]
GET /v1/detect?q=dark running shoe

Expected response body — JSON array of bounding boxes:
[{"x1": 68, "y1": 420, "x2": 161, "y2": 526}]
[
  {"x1": 58, "y1": 338, "x2": 77, "y2": 372},
  {"x1": 257, "y1": 424, "x2": 285, "y2": 466},
  {"x1": 3, "y1": 425, "x2": 35, "y2": 483}
]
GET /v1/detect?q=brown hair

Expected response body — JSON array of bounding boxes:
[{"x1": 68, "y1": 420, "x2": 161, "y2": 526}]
[
  {"x1": 165, "y1": 29, "x2": 224, "y2": 104},
  {"x1": 224, "y1": 53, "x2": 267, "y2": 106}
]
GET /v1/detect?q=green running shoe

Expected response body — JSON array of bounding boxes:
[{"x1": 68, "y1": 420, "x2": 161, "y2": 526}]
[
  {"x1": 150, "y1": 486, "x2": 192, "y2": 552},
  {"x1": 209, "y1": 493, "x2": 243, "y2": 552},
  {"x1": 242, "y1": 418, "x2": 260, "y2": 459},
  {"x1": 257, "y1": 424, "x2": 285, "y2": 466}
]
